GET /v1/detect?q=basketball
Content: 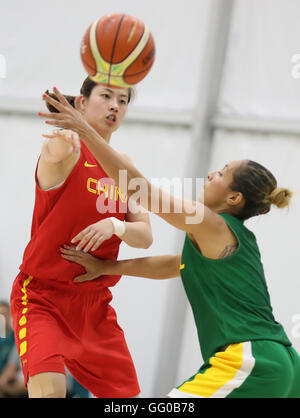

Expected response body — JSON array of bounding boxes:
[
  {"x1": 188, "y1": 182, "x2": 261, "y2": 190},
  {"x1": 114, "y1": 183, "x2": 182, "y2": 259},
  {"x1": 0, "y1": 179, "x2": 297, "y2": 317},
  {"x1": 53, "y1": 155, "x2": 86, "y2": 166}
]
[{"x1": 80, "y1": 13, "x2": 155, "y2": 88}]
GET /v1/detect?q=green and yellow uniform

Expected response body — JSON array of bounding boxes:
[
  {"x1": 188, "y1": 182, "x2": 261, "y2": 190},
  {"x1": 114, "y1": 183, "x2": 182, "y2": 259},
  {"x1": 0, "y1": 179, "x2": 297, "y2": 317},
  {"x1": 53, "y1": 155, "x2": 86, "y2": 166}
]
[{"x1": 169, "y1": 214, "x2": 300, "y2": 398}]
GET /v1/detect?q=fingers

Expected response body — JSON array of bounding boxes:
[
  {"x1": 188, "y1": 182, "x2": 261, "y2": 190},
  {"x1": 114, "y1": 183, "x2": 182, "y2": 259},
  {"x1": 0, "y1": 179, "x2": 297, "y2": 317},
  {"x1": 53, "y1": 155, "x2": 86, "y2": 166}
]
[
  {"x1": 39, "y1": 111, "x2": 68, "y2": 128},
  {"x1": 60, "y1": 246, "x2": 100, "y2": 283},
  {"x1": 91, "y1": 236, "x2": 105, "y2": 251},
  {"x1": 62, "y1": 244, "x2": 77, "y2": 250},
  {"x1": 60, "y1": 245, "x2": 86, "y2": 257},
  {"x1": 38, "y1": 111, "x2": 64, "y2": 119},
  {"x1": 71, "y1": 228, "x2": 89, "y2": 244},
  {"x1": 42, "y1": 129, "x2": 68, "y2": 140},
  {"x1": 81, "y1": 237, "x2": 96, "y2": 253},
  {"x1": 44, "y1": 119, "x2": 68, "y2": 128},
  {"x1": 78, "y1": 233, "x2": 104, "y2": 252},
  {"x1": 82, "y1": 234, "x2": 105, "y2": 253},
  {"x1": 42, "y1": 133, "x2": 57, "y2": 139},
  {"x1": 60, "y1": 253, "x2": 78, "y2": 262},
  {"x1": 57, "y1": 129, "x2": 79, "y2": 145},
  {"x1": 42, "y1": 129, "x2": 80, "y2": 153},
  {"x1": 60, "y1": 247, "x2": 83, "y2": 262},
  {"x1": 39, "y1": 89, "x2": 73, "y2": 128},
  {"x1": 39, "y1": 114, "x2": 69, "y2": 129},
  {"x1": 75, "y1": 230, "x2": 95, "y2": 252},
  {"x1": 71, "y1": 226, "x2": 104, "y2": 252},
  {"x1": 73, "y1": 274, "x2": 93, "y2": 283},
  {"x1": 60, "y1": 246, "x2": 86, "y2": 261},
  {"x1": 42, "y1": 92, "x2": 65, "y2": 112},
  {"x1": 53, "y1": 87, "x2": 72, "y2": 107}
]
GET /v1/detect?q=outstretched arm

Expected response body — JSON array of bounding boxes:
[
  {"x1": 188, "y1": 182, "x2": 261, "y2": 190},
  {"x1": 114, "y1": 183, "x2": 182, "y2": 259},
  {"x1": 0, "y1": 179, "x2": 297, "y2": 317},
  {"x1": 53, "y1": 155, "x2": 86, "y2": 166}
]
[
  {"x1": 40, "y1": 88, "x2": 223, "y2": 236},
  {"x1": 60, "y1": 245, "x2": 181, "y2": 283}
]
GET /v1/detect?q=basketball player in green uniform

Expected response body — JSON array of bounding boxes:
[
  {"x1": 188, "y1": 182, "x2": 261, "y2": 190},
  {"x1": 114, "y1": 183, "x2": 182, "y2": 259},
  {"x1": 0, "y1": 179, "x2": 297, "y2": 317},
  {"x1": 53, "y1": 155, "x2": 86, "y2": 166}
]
[{"x1": 42, "y1": 88, "x2": 300, "y2": 398}]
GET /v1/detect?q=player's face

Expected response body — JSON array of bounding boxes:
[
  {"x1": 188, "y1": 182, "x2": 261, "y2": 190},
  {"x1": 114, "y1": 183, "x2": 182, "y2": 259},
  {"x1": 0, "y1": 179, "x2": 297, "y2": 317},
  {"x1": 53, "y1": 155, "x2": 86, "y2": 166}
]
[
  {"x1": 201, "y1": 160, "x2": 244, "y2": 211},
  {"x1": 82, "y1": 85, "x2": 129, "y2": 139}
]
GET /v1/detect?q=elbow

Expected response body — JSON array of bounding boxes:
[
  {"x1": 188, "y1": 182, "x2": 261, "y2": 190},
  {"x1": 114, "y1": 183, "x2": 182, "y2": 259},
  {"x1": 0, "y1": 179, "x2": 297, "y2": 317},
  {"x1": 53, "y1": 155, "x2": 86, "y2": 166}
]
[
  {"x1": 143, "y1": 239, "x2": 153, "y2": 249},
  {"x1": 141, "y1": 230, "x2": 153, "y2": 249},
  {"x1": 141, "y1": 234, "x2": 153, "y2": 249}
]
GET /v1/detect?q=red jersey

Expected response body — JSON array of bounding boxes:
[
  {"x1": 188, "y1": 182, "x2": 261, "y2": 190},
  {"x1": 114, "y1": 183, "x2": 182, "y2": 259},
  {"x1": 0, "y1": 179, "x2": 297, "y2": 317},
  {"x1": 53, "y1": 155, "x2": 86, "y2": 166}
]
[{"x1": 20, "y1": 141, "x2": 127, "y2": 288}]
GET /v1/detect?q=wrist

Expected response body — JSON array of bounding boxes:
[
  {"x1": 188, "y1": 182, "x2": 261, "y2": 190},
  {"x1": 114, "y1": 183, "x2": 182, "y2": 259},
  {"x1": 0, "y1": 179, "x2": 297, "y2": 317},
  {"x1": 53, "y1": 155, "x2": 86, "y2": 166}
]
[
  {"x1": 109, "y1": 217, "x2": 126, "y2": 237},
  {"x1": 103, "y1": 259, "x2": 118, "y2": 275},
  {"x1": 80, "y1": 122, "x2": 104, "y2": 143},
  {"x1": 78, "y1": 122, "x2": 91, "y2": 140}
]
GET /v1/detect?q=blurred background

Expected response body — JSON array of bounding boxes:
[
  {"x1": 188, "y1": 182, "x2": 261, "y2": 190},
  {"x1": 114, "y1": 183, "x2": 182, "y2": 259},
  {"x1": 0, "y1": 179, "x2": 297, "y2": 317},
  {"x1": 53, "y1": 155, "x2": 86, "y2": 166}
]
[{"x1": 0, "y1": 0, "x2": 300, "y2": 398}]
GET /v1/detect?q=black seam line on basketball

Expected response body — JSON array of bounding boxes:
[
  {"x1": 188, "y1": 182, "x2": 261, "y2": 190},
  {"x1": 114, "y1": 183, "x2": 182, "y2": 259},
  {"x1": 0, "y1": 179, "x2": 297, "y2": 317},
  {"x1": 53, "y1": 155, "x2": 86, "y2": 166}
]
[
  {"x1": 111, "y1": 25, "x2": 145, "y2": 65},
  {"x1": 124, "y1": 66, "x2": 153, "y2": 78},
  {"x1": 109, "y1": 14, "x2": 126, "y2": 85},
  {"x1": 124, "y1": 41, "x2": 154, "y2": 77}
]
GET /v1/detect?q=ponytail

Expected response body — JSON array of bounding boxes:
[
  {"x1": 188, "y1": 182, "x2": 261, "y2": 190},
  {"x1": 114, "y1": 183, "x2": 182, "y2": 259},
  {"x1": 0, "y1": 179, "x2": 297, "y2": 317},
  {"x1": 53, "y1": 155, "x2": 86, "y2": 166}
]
[
  {"x1": 230, "y1": 160, "x2": 293, "y2": 220},
  {"x1": 268, "y1": 187, "x2": 293, "y2": 209}
]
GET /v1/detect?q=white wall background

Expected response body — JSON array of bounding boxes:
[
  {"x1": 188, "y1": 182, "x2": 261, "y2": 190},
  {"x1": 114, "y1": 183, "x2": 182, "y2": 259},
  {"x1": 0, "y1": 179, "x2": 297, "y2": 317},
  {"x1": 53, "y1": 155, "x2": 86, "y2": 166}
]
[{"x1": 1, "y1": 0, "x2": 300, "y2": 398}]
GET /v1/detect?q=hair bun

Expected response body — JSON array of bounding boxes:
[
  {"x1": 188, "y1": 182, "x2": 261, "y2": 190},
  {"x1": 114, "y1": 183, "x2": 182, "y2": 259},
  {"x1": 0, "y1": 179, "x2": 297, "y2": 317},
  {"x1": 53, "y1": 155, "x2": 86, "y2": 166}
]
[{"x1": 269, "y1": 187, "x2": 293, "y2": 209}]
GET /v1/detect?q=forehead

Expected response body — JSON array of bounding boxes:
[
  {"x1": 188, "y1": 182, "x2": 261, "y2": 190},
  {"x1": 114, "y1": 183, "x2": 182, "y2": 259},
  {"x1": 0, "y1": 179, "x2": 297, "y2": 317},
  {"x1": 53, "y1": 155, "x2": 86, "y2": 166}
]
[
  {"x1": 94, "y1": 85, "x2": 129, "y2": 98},
  {"x1": 225, "y1": 160, "x2": 244, "y2": 171}
]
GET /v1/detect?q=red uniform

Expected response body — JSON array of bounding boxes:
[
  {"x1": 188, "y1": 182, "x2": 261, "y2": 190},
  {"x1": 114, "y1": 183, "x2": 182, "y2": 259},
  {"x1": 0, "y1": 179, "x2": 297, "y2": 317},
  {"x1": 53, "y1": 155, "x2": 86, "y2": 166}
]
[{"x1": 10, "y1": 141, "x2": 140, "y2": 397}]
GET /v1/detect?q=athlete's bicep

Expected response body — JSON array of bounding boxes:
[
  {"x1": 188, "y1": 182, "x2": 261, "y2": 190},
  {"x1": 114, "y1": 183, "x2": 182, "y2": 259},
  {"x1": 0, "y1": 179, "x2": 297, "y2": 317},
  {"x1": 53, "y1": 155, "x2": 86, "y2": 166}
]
[{"x1": 37, "y1": 140, "x2": 79, "y2": 190}]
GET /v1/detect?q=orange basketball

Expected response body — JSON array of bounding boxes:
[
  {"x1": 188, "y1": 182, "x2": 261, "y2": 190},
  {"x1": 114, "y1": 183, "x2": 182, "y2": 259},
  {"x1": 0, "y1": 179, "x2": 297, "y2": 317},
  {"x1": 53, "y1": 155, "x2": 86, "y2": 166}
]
[{"x1": 80, "y1": 13, "x2": 155, "y2": 88}]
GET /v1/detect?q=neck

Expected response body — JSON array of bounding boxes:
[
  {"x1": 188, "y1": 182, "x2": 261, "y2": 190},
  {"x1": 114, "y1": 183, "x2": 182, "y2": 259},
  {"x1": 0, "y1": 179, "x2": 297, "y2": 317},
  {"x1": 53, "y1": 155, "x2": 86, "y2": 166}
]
[
  {"x1": 99, "y1": 131, "x2": 111, "y2": 144},
  {"x1": 91, "y1": 129, "x2": 111, "y2": 144},
  {"x1": 205, "y1": 202, "x2": 227, "y2": 214}
]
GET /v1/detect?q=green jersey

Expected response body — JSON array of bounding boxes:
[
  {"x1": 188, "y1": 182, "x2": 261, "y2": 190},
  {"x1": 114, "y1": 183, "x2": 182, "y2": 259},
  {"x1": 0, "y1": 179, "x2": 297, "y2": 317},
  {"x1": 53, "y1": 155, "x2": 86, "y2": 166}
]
[{"x1": 180, "y1": 213, "x2": 291, "y2": 362}]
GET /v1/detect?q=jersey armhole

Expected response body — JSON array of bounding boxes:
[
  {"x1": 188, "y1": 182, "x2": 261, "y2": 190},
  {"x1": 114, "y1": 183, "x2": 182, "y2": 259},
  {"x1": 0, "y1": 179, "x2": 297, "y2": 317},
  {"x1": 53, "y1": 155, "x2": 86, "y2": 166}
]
[
  {"x1": 185, "y1": 217, "x2": 242, "y2": 263},
  {"x1": 35, "y1": 151, "x2": 82, "y2": 193}
]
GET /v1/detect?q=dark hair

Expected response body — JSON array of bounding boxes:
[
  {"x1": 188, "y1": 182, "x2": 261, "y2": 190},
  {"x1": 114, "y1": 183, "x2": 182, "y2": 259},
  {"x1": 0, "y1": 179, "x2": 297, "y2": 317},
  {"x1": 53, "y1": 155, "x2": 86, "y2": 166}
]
[
  {"x1": 45, "y1": 76, "x2": 134, "y2": 113},
  {"x1": 229, "y1": 160, "x2": 293, "y2": 220}
]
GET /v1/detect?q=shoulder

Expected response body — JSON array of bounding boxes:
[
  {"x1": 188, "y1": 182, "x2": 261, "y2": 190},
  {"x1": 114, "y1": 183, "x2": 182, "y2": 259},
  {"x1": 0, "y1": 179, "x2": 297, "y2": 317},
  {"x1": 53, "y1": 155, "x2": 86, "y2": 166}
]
[{"x1": 190, "y1": 211, "x2": 239, "y2": 258}]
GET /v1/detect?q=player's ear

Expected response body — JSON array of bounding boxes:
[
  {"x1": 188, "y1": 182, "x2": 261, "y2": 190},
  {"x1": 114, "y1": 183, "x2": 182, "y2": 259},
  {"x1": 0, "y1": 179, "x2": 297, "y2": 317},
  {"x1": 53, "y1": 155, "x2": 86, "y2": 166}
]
[
  {"x1": 227, "y1": 191, "x2": 243, "y2": 207},
  {"x1": 74, "y1": 95, "x2": 86, "y2": 113}
]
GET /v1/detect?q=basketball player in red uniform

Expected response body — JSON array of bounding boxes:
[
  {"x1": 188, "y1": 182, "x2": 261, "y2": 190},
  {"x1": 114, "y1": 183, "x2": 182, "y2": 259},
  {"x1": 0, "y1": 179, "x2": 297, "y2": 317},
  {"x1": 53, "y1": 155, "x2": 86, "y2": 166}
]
[{"x1": 10, "y1": 77, "x2": 153, "y2": 398}]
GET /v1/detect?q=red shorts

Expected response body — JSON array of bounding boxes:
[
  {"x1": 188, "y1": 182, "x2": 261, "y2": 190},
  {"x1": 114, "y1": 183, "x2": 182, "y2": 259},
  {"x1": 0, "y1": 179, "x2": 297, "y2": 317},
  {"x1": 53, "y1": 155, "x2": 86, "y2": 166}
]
[{"x1": 10, "y1": 271, "x2": 140, "y2": 398}]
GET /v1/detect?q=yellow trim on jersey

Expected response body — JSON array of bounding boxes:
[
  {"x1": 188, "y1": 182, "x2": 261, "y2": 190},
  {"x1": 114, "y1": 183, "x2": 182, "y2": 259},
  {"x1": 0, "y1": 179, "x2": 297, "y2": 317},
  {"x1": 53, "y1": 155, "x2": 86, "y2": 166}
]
[{"x1": 176, "y1": 342, "x2": 255, "y2": 398}]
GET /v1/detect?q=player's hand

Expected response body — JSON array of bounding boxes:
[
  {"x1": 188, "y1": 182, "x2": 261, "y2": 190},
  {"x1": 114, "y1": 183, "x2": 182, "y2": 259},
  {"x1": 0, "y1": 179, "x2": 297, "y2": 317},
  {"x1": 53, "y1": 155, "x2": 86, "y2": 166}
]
[
  {"x1": 71, "y1": 218, "x2": 115, "y2": 253},
  {"x1": 42, "y1": 129, "x2": 81, "y2": 155},
  {"x1": 38, "y1": 87, "x2": 92, "y2": 137},
  {"x1": 60, "y1": 245, "x2": 109, "y2": 282}
]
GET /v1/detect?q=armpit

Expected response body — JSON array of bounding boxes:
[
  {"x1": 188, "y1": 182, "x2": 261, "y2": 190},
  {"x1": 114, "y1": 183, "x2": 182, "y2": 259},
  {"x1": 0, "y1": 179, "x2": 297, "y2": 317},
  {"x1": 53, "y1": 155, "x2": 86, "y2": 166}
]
[{"x1": 218, "y1": 243, "x2": 238, "y2": 259}]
